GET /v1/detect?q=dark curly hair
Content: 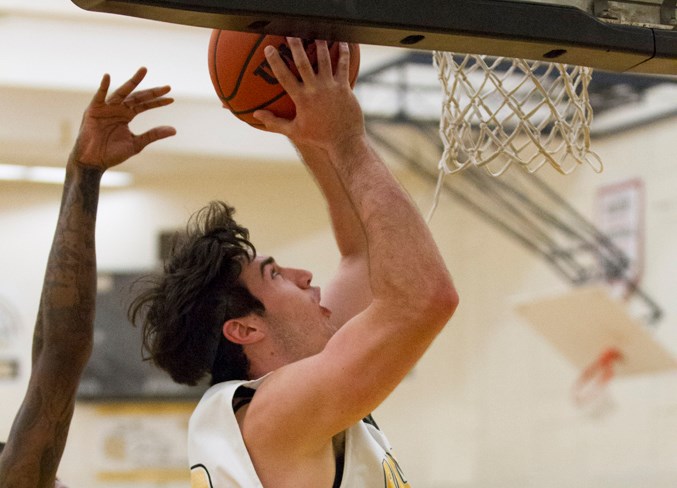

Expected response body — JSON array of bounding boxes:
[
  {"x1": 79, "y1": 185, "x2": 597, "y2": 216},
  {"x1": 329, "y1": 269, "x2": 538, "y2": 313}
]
[{"x1": 128, "y1": 201, "x2": 264, "y2": 386}]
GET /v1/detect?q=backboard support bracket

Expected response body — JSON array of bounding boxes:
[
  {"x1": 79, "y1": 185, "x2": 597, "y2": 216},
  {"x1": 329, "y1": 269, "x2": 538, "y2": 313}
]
[
  {"x1": 661, "y1": 0, "x2": 677, "y2": 25},
  {"x1": 594, "y1": 0, "x2": 618, "y2": 20}
]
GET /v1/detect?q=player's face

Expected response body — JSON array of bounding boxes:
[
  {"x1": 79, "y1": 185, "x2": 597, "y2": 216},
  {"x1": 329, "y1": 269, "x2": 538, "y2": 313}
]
[{"x1": 238, "y1": 255, "x2": 336, "y2": 360}]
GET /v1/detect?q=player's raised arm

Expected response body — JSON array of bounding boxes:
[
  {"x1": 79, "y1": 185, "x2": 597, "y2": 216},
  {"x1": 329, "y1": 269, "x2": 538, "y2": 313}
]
[
  {"x1": 250, "y1": 36, "x2": 458, "y2": 462},
  {"x1": 291, "y1": 141, "x2": 371, "y2": 328},
  {"x1": 0, "y1": 68, "x2": 175, "y2": 487}
]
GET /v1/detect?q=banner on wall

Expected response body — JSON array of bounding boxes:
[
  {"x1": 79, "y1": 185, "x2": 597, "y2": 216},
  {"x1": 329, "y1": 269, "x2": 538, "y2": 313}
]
[
  {"x1": 595, "y1": 178, "x2": 644, "y2": 293},
  {"x1": 78, "y1": 272, "x2": 209, "y2": 401},
  {"x1": 94, "y1": 403, "x2": 194, "y2": 483},
  {"x1": 0, "y1": 296, "x2": 22, "y2": 381}
]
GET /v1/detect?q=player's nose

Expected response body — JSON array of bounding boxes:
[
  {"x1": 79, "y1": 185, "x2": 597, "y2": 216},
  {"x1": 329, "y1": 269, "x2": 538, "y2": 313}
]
[{"x1": 291, "y1": 268, "x2": 313, "y2": 288}]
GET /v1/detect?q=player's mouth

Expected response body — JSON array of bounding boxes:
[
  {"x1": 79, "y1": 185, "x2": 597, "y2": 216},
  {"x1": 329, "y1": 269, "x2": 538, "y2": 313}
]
[{"x1": 320, "y1": 305, "x2": 332, "y2": 318}]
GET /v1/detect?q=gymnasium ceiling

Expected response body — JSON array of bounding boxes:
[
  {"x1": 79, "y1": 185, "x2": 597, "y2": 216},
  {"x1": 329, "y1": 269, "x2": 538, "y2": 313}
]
[{"x1": 1, "y1": 0, "x2": 676, "y2": 179}]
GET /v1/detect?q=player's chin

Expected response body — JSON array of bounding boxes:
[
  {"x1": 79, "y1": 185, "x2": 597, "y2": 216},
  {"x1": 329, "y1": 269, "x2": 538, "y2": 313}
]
[{"x1": 322, "y1": 317, "x2": 339, "y2": 336}]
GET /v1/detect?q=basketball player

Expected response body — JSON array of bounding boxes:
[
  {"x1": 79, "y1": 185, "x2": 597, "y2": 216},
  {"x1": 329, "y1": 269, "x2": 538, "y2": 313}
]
[
  {"x1": 130, "y1": 39, "x2": 458, "y2": 487},
  {"x1": 0, "y1": 67, "x2": 175, "y2": 488}
]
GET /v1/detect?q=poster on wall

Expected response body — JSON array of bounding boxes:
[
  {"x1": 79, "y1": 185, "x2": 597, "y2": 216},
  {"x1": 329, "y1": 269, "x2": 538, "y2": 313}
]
[
  {"x1": 78, "y1": 272, "x2": 209, "y2": 400},
  {"x1": 595, "y1": 178, "x2": 644, "y2": 295},
  {"x1": 94, "y1": 403, "x2": 193, "y2": 483}
]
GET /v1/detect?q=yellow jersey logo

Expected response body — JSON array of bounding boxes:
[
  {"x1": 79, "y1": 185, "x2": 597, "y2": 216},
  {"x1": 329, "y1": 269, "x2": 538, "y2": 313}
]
[
  {"x1": 190, "y1": 464, "x2": 213, "y2": 488},
  {"x1": 382, "y1": 452, "x2": 411, "y2": 487}
]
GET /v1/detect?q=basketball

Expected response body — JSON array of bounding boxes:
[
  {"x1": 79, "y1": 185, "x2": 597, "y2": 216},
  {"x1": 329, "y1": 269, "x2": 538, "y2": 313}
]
[{"x1": 208, "y1": 30, "x2": 361, "y2": 129}]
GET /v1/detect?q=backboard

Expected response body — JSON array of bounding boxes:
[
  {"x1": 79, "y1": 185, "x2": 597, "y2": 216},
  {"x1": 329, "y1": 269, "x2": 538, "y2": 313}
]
[
  {"x1": 515, "y1": 286, "x2": 677, "y2": 378},
  {"x1": 70, "y1": 0, "x2": 677, "y2": 74}
]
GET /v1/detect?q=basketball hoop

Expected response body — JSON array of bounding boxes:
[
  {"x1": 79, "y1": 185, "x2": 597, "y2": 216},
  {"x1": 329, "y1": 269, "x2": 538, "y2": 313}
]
[
  {"x1": 572, "y1": 346, "x2": 623, "y2": 407},
  {"x1": 433, "y1": 52, "x2": 603, "y2": 177}
]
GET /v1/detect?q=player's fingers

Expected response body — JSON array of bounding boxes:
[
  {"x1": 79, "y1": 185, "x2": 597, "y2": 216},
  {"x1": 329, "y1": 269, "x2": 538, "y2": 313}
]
[
  {"x1": 253, "y1": 110, "x2": 292, "y2": 135},
  {"x1": 315, "y1": 40, "x2": 333, "y2": 76},
  {"x1": 286, "y1": 37, "x2": 315, "y2": 82},
  {"x1": 334, "y1": 42, "x2": 351, "y2": 83},
  {"x1": 134, "y1": 125, "x2": 177, "y2": 153},
  {"x1": 264, "y1": 46, "x2": 301, "y2": 93},
  {"x1": 108, "y1": 67, "x2": 147, "y2": 104}
]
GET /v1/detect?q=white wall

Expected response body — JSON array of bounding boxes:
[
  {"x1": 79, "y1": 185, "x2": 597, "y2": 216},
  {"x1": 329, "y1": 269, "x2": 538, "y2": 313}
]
[{"x1": 373, "y1": 117, "x2": 677, "y2": 488}]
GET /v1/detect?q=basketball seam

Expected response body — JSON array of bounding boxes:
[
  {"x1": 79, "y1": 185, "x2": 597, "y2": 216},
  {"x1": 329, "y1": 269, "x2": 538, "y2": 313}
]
[
  {"x1": 223, "y1": 41, "x2": 359, "y2": 125},
  {"x1": 223, "y1": 34, "x2": 268, "y2": 103},
  {"x1": 230, "y1": 42, "x2": 353, "y2": 116},
  {"x1": 230, "y1": 90, "x2": 289, "y2": 115},
  {"x1": 211, "y1": 30, "x2": 231, "y2": 103}
]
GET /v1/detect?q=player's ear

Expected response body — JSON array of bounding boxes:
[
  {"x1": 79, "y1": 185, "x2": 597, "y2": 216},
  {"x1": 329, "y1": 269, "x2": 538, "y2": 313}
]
[{"x1": 223, "y1": 316, "x2": 265, "y2": 345}]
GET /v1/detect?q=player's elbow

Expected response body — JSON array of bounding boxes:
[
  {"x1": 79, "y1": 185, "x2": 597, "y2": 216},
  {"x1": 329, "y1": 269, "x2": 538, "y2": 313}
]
[
  {"x1": 71, "y1": 338, "x2": 94, "y2": 369},
  {"x1": 413, "y1": 276, "x2": 458, "y2": 328},
  {"x1": 430, "y1": 279, "x2": 459, "y2": 325}
]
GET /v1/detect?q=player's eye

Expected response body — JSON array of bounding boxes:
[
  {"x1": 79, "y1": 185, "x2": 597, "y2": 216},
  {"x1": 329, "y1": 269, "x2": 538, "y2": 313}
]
[{"x1": 271, "y1": 268, "x2": 280, "y2": 278}]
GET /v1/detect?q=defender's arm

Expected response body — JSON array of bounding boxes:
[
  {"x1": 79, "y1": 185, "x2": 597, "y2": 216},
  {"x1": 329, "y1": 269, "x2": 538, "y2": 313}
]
[{"x1": 0, "y1": 69, "x2": 174, "y2": 487}]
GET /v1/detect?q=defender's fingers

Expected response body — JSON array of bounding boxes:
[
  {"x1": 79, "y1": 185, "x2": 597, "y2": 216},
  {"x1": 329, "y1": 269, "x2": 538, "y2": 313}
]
[
  {"x1": 130, "y1": 97, "x2": 174, "y2": 116},
  {"x1": 91, "y1": 74, "x2": 111, "y2": 104},
  {"x1": 134, "y1": 125, "x2": 177, "y2": 152},
  {"x1": 264, "y1": 46, "x2": 301, "y2": 93},
  {"x1": 131, "y1": 97, "x2": 174, "y2": 115},
  {"x1": 108, "y1": 67, "x2": 147, "y2": 104},
  {"x1": 124, "y1": 85, "x2": 172, "y2": 105}
]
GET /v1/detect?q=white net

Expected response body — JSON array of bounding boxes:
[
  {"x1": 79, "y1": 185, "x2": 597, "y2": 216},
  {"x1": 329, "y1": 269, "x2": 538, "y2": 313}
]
[{"x1": 434, "y1": 52, "x2": 603, "y2": 177}]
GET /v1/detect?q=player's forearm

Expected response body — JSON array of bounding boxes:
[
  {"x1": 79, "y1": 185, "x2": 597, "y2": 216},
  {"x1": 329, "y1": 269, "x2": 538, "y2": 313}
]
[
  {"x1": 32, "y1": 156, "x2": 102, "y2": 368},
  {"x1": 326, "y1": 135, "x2": 456, "y2": 318},
  {"x1": 6, "y1": 158, "x2": 103, "y2": 488},
  {"x1": 294, "y1": 143, "x2": 367, "y2": 258}
]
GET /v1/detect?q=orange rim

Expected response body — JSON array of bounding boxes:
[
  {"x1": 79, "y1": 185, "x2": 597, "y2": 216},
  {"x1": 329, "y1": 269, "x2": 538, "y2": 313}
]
[{"x1": 572, "y1": 347, "x2": 623, "y2": 406}]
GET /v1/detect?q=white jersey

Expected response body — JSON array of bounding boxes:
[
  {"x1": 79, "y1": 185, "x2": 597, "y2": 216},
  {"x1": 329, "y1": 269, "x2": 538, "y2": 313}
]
[{"x1": 188, "y1": 377, "x2": 411, "y2": 487}]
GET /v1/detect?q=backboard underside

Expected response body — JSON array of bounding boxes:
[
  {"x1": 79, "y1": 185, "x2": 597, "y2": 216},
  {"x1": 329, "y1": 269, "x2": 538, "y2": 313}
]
[{"x1": 71, "y1": 0, "x2": 677, "y2": 74}]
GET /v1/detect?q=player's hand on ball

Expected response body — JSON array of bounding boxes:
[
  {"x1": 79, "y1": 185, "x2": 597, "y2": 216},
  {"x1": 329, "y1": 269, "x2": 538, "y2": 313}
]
[{"x1": 253, "y1": 38, "x2": 365, "y2": 151}]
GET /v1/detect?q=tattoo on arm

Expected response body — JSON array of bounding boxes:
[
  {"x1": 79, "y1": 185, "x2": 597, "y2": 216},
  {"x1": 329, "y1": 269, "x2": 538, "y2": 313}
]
[
  {"x1": 32, "y1": 166, "x2": 101, "y2": 361},
  {"x1": 1, "y1": 164, "x2": 102, "y2": 486}
]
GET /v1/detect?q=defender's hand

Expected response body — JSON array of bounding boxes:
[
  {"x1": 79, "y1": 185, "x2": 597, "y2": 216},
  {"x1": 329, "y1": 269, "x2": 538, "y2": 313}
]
[{"x1": 72, "y1": 67, "x2": 176, "y2": 170}]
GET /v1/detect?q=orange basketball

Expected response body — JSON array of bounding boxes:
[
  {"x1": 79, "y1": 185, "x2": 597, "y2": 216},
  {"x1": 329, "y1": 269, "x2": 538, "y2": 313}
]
[{"x1": 208, "y1": 30, "x2": 360, "y2": 129}]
